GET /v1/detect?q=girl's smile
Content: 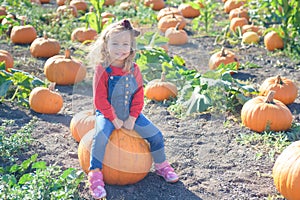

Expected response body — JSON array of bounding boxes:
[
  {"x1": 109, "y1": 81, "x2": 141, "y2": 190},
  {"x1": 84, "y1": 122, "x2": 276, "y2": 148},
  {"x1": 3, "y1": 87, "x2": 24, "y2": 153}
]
[{"x1": 108, "y1": 31, "x2": 131, "y2": 67}]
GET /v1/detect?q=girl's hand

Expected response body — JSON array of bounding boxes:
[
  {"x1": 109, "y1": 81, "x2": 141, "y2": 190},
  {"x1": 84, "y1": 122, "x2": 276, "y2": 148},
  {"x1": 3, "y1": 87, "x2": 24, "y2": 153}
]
[
  {"x1": 123, "y1": 116, "x2": 136, "y2": 130},
  {"x1": 112, "y1": 118, "x2": 123, "y2": 129}
]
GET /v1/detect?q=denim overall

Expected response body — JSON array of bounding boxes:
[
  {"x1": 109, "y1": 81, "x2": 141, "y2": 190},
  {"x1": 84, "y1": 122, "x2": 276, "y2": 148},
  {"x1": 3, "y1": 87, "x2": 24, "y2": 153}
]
[{"x1": 90, "y1": 66, "x2": 166, "y2": 170}]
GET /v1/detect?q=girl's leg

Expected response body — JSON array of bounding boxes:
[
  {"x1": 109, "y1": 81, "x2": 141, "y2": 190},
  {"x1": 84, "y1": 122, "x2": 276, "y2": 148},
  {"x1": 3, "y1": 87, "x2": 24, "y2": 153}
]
[
  {"x1": 90, "y1": 112, "x2": 115, "y2": 170},
  {"x1": 88, "y1": 112, "x2": 114, "y2": 199},
  {"x1": 134, "y1": 113, "x2": 166, "y2": 163},
  {"x1": 134, "y1": 113, "x2": 179, "y2": 183}
]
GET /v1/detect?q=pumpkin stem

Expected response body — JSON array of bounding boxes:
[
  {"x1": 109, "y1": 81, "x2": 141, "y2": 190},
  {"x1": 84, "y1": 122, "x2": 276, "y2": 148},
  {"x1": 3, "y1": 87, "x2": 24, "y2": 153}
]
[
  {"x1": 175, "y1": 22, "x2": 181, "y2": 30},
  {"x1": 43, "y1": 31, "x2": 48, "y2": 40},
  {"x1": 65, "y1": 49, "x2": 71, "y2": 59},
  {"x1": 48, "y1": 82, "x2": 56, "y2": 91},
  {"x1": 160, "y1": 71, "x2": 166, "y2": 82},
  {"x1": 275, "y1": 75, "x2": 283, "y2": 85},
  {"x1": 221, "y1": 47, "x2": 227, "y2": 57},
  {"x1": 265, "y1": 90, "x2": 276, "y2": 103}
]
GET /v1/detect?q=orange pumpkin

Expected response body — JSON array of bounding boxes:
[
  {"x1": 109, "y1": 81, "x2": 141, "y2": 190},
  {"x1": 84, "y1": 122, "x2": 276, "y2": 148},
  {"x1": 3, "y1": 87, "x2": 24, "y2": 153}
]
[
  {"x1": 44, "y1": 49, "x2": 86, "y2": 85},
  {"x1": 104, "y1": 0, "x2": 116, "y2": 6},
  {"x1": 165, "y1": 23, "x2": 188, "y2": 45},
  {"x1": 178, "y1": 3, "x2": 200, "y2": 18},
  {"x1": 241, "y1": 91, "x2": 293, "y2": 133},
  {"x1": 259, "y1": 75, "x2": 298, "y2": 105},
  {"x1": 29, "y1": 83, "x2": 64, "y2": 114},
  {"x1": 241, "y1": 23, "x2": 263, "y2": 36},
  {"x1": 10, "y1": 25, "x2": 37, "y2": 44},
  {"x1": 208, "y1": 47, "x2": 239, "y2": 71},
  {"x1": 0, "y1": 50, "x2": 13, "y2": 70},
  {"x1": 0, "y1": 6, "x2": 7, "y2": 22},
  {"x1": 78, "y1": 128, "x2": 152, "y2": 185},
  {"x1": 71, "y1": 27, "x2": 98, "y2": 43},
  {"x1": 224, "y1": 0, "x2": 246, "y2": 13},
  {"x1": 157, "y1": 7, "x2": 182, "y2": 21},
  {"x1": 230, "y1": 17, "x2": 248, "y2": 32},
  {"x1": 229, "y1": 7, "x2": 249, "y2": 21},
  {"x1": 70, "y1": 110, "x2": 95, "y2": 142},
  {"x1": 70, "y1": 0, "x2": 88, "y2": 12},
  {"x1": 264, "y1": 31, "x2": 284, "y2": 51},
  {"x1": 158, "y1": 13, "x2": 186, "y2": 33},
  {"x1": 144, "y1": 72, "x2": 178, "y2": 101},
  {"x1": 30, "y1": 33, "x2": 61, "y2": 58},
  {"x1": 40, "y1": 0, "x2": 50, "y2": 3},
  {"x1": 144, "y1": 0, "x2": 165, "y2": 11},
  {"x1": 273, "y1": 140, "x2": 300, "y2": 200}
]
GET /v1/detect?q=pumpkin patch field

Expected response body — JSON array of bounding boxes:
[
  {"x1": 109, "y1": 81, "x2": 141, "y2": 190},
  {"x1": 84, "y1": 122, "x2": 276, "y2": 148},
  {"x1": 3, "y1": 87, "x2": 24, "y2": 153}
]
[{"x1": 0, "y1": 0, "x2": 300, "y2": 199}]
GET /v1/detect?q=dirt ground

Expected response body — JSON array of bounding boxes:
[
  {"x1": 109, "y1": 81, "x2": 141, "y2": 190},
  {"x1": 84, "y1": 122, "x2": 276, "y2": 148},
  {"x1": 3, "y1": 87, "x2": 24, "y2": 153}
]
[{"x1": 1, "y1": 3, "x2": 300, "y2": 200}]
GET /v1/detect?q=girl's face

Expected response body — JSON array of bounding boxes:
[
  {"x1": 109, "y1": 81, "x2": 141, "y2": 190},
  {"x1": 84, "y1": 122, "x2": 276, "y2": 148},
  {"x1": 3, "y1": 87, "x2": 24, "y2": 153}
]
[{"x1": 107, "y1": 31, "x2": 132, "y2": 67}]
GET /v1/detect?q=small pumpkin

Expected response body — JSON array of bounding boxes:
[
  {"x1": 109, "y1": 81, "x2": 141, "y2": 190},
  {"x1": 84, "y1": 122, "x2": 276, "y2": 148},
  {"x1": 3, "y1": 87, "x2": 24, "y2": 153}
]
[
  {"x1": 165, "y1": 22, "x2": 188, "y2": 45},
  {"x1": 230, "y1": 17, "x2": 248, "y2": 32},
  {"x1": 224, "y1": 0, "x2": 246, "y2": 13},
  {"x1": 264, "y1": 31, "x2": 284, "y2": 51},
  {"x1": 70, "y1": 0, "x2": 88, "y2": 12},
  {"x1": 78, "y1": 128, "x2": 152, "y2": 185},
  {"x1": 229, "y1": 7, "x2": 249, "y2": 21},
  {"x1": 241, "y1": 91, "x2": 293, "y2": 133},
  {"x1": 104, "y1": 0, "x2": 116, "y2": 6},
  {"x1": 242, "y1": 31, "x2": 260, "y2": 44},
  {"x1": 44, "y1": 49, "x2": 86, "y2": 85},
  {"x1": 70, "y1": 109, "x2": 95, "y2": 142},
  {"x1": 259, "y1": 75, "x2": 298, "y2": 105},
  {"x1": 0, "y1": 50, "x2": 14, "y2": 70},
  {"x1": 178, "y1": 3, "x2": 200, "y2": 18},
  {"x1": 273, "y1": 140, "x2": 300, "y2": 200},
  {"x1": 144, "y1": 0, "x2": 165, "y2": 11},
  {"x1": 157, "y1": 7, "x2": 181, "y2": 21},
  {"x1": 241, "y1": 23, "x2": 263, "y2": 36},
  {"x1": 71, "y1": 27, "x2": 98, "y2": 43},
  {"x1": 30, "y1": 32, "x2": 61, "y2": 58},
  {"x1": 208, "y1": 47, "x2": 239, "y2": 71},
  {"x1": 0, "y1": 6, "x2": 7, "y2": 22},
  {"x1": 144, "y1": 72, "x2": 178, "y2": 101},
  {"x1": 29, "y1": 83, "x2": 64, "y2": 114},
  {"x1": 10, "y1": 24, "x2": 37, "y2": 44},
  {"x1": 158, "y1": 13, "x2": 186, "y2": 33}
]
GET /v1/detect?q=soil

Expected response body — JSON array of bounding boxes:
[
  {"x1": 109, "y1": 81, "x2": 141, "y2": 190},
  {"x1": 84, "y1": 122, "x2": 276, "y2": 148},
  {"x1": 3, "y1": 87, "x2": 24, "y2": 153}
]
[{"x1": 1, "y1": 1, "x2": 300, "y2": 200}]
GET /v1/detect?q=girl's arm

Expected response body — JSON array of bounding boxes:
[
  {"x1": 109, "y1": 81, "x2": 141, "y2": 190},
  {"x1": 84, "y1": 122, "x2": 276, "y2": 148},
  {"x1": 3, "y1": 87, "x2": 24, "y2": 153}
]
[{"x1": 93, "y1": 65, "x2": 117, "y2": 121}]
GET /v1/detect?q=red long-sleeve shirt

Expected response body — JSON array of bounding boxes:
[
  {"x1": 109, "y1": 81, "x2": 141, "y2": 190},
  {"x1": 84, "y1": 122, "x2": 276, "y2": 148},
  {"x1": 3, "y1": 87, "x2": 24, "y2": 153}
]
[{"x1": 93, "y1": 64, "x2": 144, "y2": 121}]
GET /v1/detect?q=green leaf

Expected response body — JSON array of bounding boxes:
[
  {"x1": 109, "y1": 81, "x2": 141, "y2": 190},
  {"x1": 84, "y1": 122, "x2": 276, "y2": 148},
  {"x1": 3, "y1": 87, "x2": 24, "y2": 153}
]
[
  {"x1": 18, "y1": 173, "x2": 34, "y2": 184},
  {"x1": 183, "y1": 86, "x2": 211, "y2": 115},
  {"x1": 0, "y1": 80, "x2": 12, "y2": 97},
  {"x1": 31, "y1": 161, "x2": 47, "y2": 169}
]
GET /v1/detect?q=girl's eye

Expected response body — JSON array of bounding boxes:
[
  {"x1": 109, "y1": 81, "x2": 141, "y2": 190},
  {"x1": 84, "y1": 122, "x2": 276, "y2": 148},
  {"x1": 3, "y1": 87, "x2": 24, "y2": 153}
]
[{"x1": 123, "y1": 43, "x2": 129, "y2": 46}]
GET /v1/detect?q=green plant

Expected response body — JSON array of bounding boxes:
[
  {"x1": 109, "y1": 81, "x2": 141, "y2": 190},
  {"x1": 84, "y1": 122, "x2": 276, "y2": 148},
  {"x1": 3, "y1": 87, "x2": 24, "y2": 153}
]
[
  {"x1": 0, "y1": 63, "x2": 45, "y2": 107},
  {"x1": 0, "y1": 119, "x2": 35, "y2": 163},
  {"x1": 0, "y1": 154, "x2": 84, "y2": 199},
  {"x1": 191, "y1": 0, "x2": 219, "y2": 35}
]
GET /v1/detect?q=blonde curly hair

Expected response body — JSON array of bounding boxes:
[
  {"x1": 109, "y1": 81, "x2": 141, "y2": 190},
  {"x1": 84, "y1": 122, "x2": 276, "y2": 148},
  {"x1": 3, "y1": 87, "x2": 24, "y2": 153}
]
[{"x1": 87, "y1": 19, "x2": 140, "y2": 72}]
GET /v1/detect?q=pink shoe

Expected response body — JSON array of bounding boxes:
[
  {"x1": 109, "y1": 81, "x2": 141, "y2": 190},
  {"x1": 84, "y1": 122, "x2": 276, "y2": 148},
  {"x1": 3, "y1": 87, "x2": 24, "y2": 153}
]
[
  {"x1": 88, "y1": 170, "x2": 107, "y2": 199},
  {"x1": 155, "y1": 161, "x2": 179, "y2": 183}
]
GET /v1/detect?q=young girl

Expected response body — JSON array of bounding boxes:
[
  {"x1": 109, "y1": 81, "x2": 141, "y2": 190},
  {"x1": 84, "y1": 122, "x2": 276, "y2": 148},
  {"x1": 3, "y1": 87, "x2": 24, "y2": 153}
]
[{"x1": 87, "y1": 19, "x2": 179, "y2": 199}]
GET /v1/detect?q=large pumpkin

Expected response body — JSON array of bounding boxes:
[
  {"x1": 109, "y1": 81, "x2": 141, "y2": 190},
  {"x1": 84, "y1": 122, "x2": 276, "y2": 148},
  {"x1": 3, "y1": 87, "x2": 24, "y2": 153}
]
[
  {"x1": 158, "y1": 13, "x2": 186, "y2": 33},
  {"x1": 78, "y1": 128, "x2": 152, "y2": 185},
  {"x1": 259, "y1": 75, "x2": 298, "y2": 105},
  {"x1": 70, "y1": 109, "x2": 95, "y2": 142},
  {"x1": 71, "y1": 27, "x2": 98, "y2": 43},
  {"x1": 10, "y1": 24, "x2": 37, "y2": 44},
  {"x1": 165, "y1": 22, "x2": 188, "y2": 45},
  {"x1": 30, "y1": 33, "x2": 61, "y2": 58},
  {"x1": 273, "y1": 140, "x2": 300, "y2": 200},
  {"x1": 0, "y1": 50, "x2": 14, "y2": 70},
  {"x1": 44, "y1": 49, "x2": 86, "y2": 85},
  {"x1": 241, "y1": 91, "x2": 293, "y2": 133},
  {"x1": 144, "y1": 72, "x2": 178, "y2": 101},
  {"x1": 29, "y1": 83, "x2": 63, "y2": 114}
]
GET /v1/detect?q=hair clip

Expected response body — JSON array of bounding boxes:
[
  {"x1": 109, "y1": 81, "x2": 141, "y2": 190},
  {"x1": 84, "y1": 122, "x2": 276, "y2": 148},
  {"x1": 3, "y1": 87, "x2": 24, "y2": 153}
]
[{"x1": 121, "y1": 19, "x2": 133, "y2": 30}]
